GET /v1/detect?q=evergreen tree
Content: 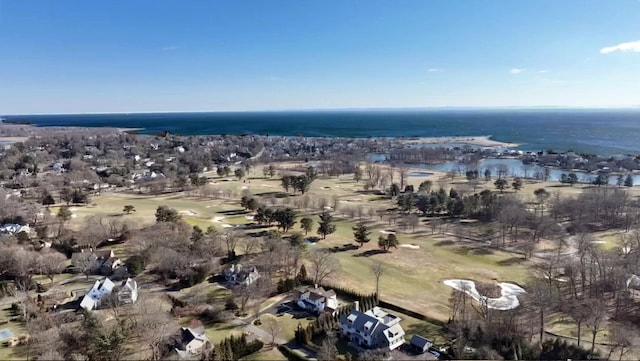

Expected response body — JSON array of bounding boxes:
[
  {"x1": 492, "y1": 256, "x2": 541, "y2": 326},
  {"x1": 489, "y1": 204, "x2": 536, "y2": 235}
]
[
  {"x1": 274, "y1": 208, "x2": 296, "y2": 232},
  {"x1": 297, "y1": 264, "x2": 308, "y2": 282},
  {"x1": 511, "y1": 177, "x2": 523, "y2": 192},
  {"x1": 300, "y1": 217, "x2": 314, "y2": 235},
  {"x1": 352, "y1": 223, "x2": 371, "y2": 247},
  {"x1": 317, "y1": 211, "x2": 336, "y2": 239},
  {"x1": 624, "y1": 174, "x2": 634, "y2": 187},
  {"x1": 494, "y1": 178, "x2": 508, "y2": 193}
]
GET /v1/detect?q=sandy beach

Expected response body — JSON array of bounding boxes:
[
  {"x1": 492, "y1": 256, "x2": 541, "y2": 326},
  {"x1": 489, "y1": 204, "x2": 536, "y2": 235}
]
[
  {"x1": 0, "y1": 136, "x2": 30, "y2": 143},
  {"x1": 398, "y1": 135, "x2": 519, "y2": 148}
]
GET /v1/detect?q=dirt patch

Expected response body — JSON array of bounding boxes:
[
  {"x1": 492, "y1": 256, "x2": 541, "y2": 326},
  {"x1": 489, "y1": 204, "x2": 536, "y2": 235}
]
[{"x1": 475, "y1": 282, "x2": 502, "y2": 299}]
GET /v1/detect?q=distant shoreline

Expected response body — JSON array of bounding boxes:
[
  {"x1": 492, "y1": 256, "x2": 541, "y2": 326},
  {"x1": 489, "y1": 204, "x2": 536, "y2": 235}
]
[
  {"x1": 397, "y1": 135, "x2": 518, "y2": 148},
  {"x1": 3, "y1": 110, "x2": 640, "y2": 156}
]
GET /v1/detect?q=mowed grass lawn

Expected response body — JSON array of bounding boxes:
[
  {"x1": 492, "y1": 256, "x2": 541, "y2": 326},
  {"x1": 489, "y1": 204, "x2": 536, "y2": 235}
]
[
  {"x1": 61, "y1": 166, "x2": 532, "y2": 324},
  {"x1": 313, "y1": 219, "x2": 530, "y2": 321},
  {"x1": 240, "y1": 346, "x2": 286, "y2": 361},
  {"x1": 257, "y1": 313, "x2": 314, "y2": 343},
  {"x1": 59, "y1": 192, "x2": 248, "y2": 229}
]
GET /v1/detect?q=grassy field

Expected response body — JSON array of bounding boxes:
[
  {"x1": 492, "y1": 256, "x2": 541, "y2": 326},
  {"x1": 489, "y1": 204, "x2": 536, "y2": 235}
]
[
  {"x1": 240, "y1": 346, "x2": 286, "y2": 360},
  {"x1": 311, "y1": 217, "x2": 530, "y2": 321},
  {"x1": 65, "y1": 165, "x2": 535, "y2": 323},
  {"x1": 258, "y1": 313, "x2": 314, "y2": 342}
]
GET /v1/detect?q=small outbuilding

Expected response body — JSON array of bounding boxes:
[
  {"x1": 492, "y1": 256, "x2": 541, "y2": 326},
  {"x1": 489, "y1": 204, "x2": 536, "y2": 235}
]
[{"x1": 410, "y1": 334, "x2": 433, "y2": 354}]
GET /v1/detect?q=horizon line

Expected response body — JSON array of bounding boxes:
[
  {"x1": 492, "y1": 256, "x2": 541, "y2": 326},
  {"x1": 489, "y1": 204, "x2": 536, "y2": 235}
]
[{"x1": 3, "y1": 104, "x2": 640, "y2": 117}]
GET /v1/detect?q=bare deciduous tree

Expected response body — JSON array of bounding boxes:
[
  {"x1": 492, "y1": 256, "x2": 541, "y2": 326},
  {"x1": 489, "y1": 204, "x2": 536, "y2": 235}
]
[
  {"x1": 36, "y1": 251, "x2": 67, "y2": 283},
  {"x1": 370, "y1": 262, "x2": 384, "y2": 302},
  {"x1": 263, "y1": 316, "x2": 283, "y2": 345},
  {"x1": 308, "y1": 249, "x2": 340, "y2": 285},
  {"x1": 585, "y1": 299, "x2": 607, "y2": 353}
]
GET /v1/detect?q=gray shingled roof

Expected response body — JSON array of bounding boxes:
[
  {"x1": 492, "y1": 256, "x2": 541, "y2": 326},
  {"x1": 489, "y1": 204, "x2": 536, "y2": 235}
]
[
  {"x1": 410, "y1": 334, "x2": 432, "y2": 349},
  {"x1": 340, "y1": 310, "x2": 381, "y2": 338}
]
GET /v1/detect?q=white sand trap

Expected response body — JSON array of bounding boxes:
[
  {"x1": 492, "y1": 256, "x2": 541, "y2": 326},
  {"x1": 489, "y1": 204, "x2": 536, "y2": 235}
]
[
  {"x1": 71, "y1": 214, "x2": 78, "y2": 218},
  {"x1": 324, "y1": 206, "x2": 333, "y2": 210},
  {"x1": 222, "y1": 224, "x2": 233, "y2": 228},
  {"x1": 591, "y1": 240, "x2": 606, "y2": 244},
  {"x1": 399, "y1": 244, "x2": 420, "y2": 249},
  {"x1": 179, "y1": 210, "x2": 197, "y2": 216},
  {"x1": 70, "y1": 207, "x2": 78, "y2": 211},
  {"x1": 211, "y1": 216, "x2": 226, "y2": 223},
  {"x1": 245, "y1": 215, "x2": 254, "y2": 220},
  {"x1": 444, "y1": 279, "x2": 526, "y2": 310},
  {"x1": 379, "y1": 230, "x2": 396, "y2": 235},
  {"x1": 241, "y1": 186, "x2": 248, "y2": 190}
]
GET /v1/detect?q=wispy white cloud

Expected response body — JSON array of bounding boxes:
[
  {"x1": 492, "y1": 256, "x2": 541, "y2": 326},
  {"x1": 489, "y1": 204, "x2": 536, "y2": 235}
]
[
  {"x1": 509, "y1": 68, "x2": 525, "y2": 74},
  {"x1": 537, "y1": 70, "x2": 549, "y2": 74},
  {"x1": 428, "y1": 68, "x2": 443, "y2": 73},
  {"x1": 600, "y1": 40, "x2": 640, "y2": 54},
  {"x1": 161, "y1": 46, "x2": 178, "y2": 51}
]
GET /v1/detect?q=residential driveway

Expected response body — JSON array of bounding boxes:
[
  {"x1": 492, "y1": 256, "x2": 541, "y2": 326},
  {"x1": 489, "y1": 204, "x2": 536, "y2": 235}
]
[{"x1": 226, "y1": 293, "x2": 294, "y2": 345}]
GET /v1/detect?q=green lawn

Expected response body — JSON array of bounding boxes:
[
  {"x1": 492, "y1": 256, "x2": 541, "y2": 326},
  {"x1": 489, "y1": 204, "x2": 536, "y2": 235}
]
[
  {"x1": 313, "y1": 219, "x2": 530, "y2": 321},
  {"x1": 240, "y1": 346, "x2": 287, "y2": 361},
  {"x1": 204, "y1": 322, "x2": 243, "y2": 344},
  {"x1": 257, "y1": 314, "x2": 313, "y2": 343}
]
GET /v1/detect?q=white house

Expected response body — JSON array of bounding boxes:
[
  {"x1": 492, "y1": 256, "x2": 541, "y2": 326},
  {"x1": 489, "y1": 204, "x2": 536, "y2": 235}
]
[
  {"x1": 116, "y1": 278, "x2": 139, "y2": 305},
  {"x1": 173, "y1": 326, "x2": 210, "y2": 358},
  {"x1": 79, "y1": 277, "x2": 139, "y2": 311},
  {"x1": 0, "y1": 224, "x2": 30, "y2": 235},
  {"x1": 339, "y1": 304, "x2": 406, "y2": 351},
  {"x1": 80, "y1": 278, "x2": 115, "y2": 311},
  {"x1": 296, "y1": 286, "x2": 338, "y2": 313},
  {"x1": 223, "y1": 264, "x2": 260, "y2": 286}
]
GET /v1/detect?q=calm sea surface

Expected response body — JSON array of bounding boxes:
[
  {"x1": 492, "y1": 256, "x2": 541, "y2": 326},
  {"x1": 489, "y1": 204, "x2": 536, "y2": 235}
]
[{"x1": 3, "y1": 109, "x2": 640, "y2": 156}]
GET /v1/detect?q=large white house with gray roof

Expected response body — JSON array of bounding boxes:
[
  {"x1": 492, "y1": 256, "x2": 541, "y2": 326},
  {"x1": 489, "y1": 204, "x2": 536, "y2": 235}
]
[{"x1": 339, "y1": 303, "x2": 406, "y2": 351}]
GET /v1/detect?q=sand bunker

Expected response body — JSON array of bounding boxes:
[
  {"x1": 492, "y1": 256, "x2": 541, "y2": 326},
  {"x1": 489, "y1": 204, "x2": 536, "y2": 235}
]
[
  {"x1": 222, "y1": 224, "x2": 233, "y2": 228},
  {"x1": 179, "y1": 210, "x2": 197, "y2": 216},
  {"x1": 245, "y1": 215, "x2": 254, "y2": 220},
  {"x1": 211, "y1": 216, "x2": 226, "y2": 223},
  {"x1": 379, "y1": 230, "x2": 396, "y2": 235},
  {"x1": 399, "y1": 244, "x2": 420, "y2": 249},
  {"x1": 444, "y1": 279, "x2": 526, "y2": 310}
]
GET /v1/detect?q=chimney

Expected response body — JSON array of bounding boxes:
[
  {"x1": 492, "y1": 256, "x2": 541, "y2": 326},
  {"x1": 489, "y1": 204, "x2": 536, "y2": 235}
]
[{"x1": 354, "y1": 301, "x2": 359, "y2": 311}]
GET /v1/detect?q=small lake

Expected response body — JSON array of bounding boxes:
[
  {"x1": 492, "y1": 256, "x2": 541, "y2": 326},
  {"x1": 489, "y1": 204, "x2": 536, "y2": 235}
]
[
  {"x1": 415, "y1": 158, "x2": 640, "y2": 186},
  {"x1": 408, "y1": 171, "x2": 433, "y2": 177},
  {"x1": 369, "y1": 153, "x2": 640, "y2": 185}
]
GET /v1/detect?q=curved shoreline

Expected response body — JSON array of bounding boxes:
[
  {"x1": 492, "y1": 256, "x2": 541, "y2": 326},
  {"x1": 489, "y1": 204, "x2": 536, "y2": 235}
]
[{"x1": 397, "y1": 135, "x2": 519, "y2": 148}]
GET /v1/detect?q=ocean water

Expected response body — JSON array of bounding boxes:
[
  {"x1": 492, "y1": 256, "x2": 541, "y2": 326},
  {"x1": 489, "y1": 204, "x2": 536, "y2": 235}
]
[{"x1": 3, "y1": 108, "x2": 640, "y2": 156}]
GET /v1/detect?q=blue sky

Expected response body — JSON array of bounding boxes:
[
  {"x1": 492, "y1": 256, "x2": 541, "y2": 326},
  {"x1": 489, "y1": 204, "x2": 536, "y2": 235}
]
[{"x1": 1, "y1": 0, "x2": 640, "y2": 114}]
